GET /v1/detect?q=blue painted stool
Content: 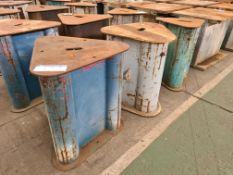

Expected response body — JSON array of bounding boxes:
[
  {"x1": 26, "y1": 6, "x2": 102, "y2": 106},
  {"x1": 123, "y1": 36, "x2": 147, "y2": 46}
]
[
  {"x1": 157, "y1": 17, "x2": 204, "y2": 91},
  {"x1": 102, "y1": 22, "x2": 176, "y2": 117},
  {"x1": 30, "y1": 36, "x2": 128, "y2": 170},
  {"x1": 0, "y1": 19, "x2": 60, "y2": 112}
]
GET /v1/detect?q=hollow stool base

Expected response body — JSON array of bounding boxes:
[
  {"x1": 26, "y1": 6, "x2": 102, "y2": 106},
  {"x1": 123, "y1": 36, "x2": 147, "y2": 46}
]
[
  {"x1": 162, "y1": 82, "x2": 184, "y2": 92},
  {"x1": 52, "y1": 121, "x2": 124, "y2": 171}
]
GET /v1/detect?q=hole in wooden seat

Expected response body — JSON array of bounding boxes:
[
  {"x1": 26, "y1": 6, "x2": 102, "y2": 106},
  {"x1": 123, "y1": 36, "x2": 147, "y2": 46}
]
[
  {"x1": 75, "y1": 15, "x2": 84, "y2": 18},
  {"x1": 14, "y1": 23, "x2": 23, "y2": 26},
  {"x1": 66, "y1": 47, "x2": 83, "y2": 51},
  {"x1": 138, "y1": 27, "x2": 145, "y2": 31}
]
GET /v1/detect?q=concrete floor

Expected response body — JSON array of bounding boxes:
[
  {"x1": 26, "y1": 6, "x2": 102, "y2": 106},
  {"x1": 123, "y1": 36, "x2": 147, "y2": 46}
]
[
  {"x1": 0, "y1": 50, "x2": 233, "y2": 175},
  {"x1": 122, "y1": 70, "x2": 233, "y2": 175}
]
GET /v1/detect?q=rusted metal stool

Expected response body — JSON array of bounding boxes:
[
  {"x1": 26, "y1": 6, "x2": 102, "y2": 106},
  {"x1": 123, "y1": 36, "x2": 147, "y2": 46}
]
[
  {"x1": 0, "y1": 1, "x2": 32, "y2": 19},
  {"x1": 26, "y1": 5, "x2": 68, "y2": 34},
  {"x1": 102, "y1": 22, "x2": 176, "y2": 117},
  {"x1": 65, "y1": 2, "x2": 97, "y2": 14},
  {"x1": 157, "y1": 17, "x2": 204, "y2": 91},
  {"x1": 26, "y1": 5, "x2": 69, "y2": 21},
  {"x1": 101, "y1": 0, "x2": 128, "y2": 14},
  {"x1": 0, "y1": 19, "x2": 60, "y2": 112},
  {"x1": 107, "y1": 8, "x2": 146, "y2": 25},
  {"x1": 58, "y1": 13, "x2": 112, "y2": 39},
  {"x1": 46, "y1": 0, "x2": 71, "y2": 6},
  {"x1": 172, "y1": 7, "x2": 233, "y2": 70},
  {"x1": 30, "y1": 36, "x2": 128, "y2": 170},
  {"x1": 0, "y1": 8, "x2": 20, "y2": 19},
  {"x1": 127, "y1": 1, "x2": 191, "y2": 21},
  {"x1": 209, "y1": 3, "x2": 233, "y2": 51}
]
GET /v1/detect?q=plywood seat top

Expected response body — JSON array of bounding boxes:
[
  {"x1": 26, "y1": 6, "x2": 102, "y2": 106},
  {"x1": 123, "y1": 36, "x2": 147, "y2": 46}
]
[
  {"x1": 127, "y1": 2, "x2": 191, "y2": 14},
  {"x1": 209, "y1": 3, "x2": 233, "y2": 11},
  {"x1": 0, "y1": 8, "x2": 20, "y2": 15},
  {"x1": 64, "y1": 2, "x2": 97, "y2": 7},
  {"x1": 26, "y1": 5, "x2": 68, "y2": 12},
  {"x1": 157, "y1": 17, "x2": 204, "y2": 28},
  {"x1": 108, "y1": 8, "x2": 146, "y2": 15},
  {"x1": 172, "y1": 7, "x2": 233, "y2": 21},
  {"x1": 101, "y1": 22, "x2": 176, "y2": 44},
  {"x1": 58, "y1": 13, "x2": 112, "y2": 25},
  {"x1": 0, "y1": 1, "x2": 32, "y2": 6},
  {"x1": 0, "y1": 19, "x2": 60, "y2": 36},
  {"x1": 171, "y1": 0, "x2": 220, "y2": 7},
  {"x1": 30, "y1": 36, "x2": 129, "y2": 77}
]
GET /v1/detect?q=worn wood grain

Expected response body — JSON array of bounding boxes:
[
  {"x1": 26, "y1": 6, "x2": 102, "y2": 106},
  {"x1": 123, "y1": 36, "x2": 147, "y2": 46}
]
[
  {"x1": 58, "y1": 13, "x2": 112, "y2": 25},
  {"x1": 0, "y1": 19, "x2": 60, "y2": 36},
  {"x1": 101, "y1": 22, "x2": 176, "y2": 44},
  {"x1": 157, "y1": 17, "x2": 204, "y2": 28},
  {"x1": 108, "y1": 8, "x2": 146, "y2": 15},
  {"x1": 26, "y1": 5, "x2": 68, "y2": 12},
  {"x1": 171, "y1": 0, "x2": 220, "y2": 7},
  {"x1": 30, "y1": 36, "x2": 129, "y2": 77}
]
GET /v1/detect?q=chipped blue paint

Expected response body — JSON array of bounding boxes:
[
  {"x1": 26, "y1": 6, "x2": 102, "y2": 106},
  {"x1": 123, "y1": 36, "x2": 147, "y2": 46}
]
[
  {"x1": 162, "y1": 23, "x2": 201, "y2": 91},
  {"x1": 0, "y1": 28, "x2": 58, "y2": 110},
  {"x1": 39, "y1": 54, "x2": 123, "y2": 164}
]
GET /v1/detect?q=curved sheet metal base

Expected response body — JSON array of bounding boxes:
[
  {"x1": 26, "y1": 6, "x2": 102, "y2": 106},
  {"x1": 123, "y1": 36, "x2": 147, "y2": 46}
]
[
  {"x1": 122, "y1": 102, "x2": 162, "y2": 118},
  {"x1": 162, "y1": 82, "x2": 184, "y2": 92},
  {"x1": 52, "y1": 121, "x2": 124, "y2": 171},
  {"x1": 11, "y1": 97, "x2": 43, "y2": 113}
]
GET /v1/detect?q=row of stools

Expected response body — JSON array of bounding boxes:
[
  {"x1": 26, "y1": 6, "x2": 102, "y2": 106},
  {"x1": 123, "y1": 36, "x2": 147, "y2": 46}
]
[{"x1": 1, "y1": 0, "x2": 233, "y2": 171}]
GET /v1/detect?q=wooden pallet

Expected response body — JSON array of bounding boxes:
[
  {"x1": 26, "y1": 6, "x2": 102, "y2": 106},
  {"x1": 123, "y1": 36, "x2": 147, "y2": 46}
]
[{"x1": 193, "y1": 52, "x2": 227, "y2": 71}]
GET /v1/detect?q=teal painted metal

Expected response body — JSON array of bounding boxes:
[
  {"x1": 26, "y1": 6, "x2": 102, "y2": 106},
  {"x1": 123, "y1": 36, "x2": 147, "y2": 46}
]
[
  {"x1": 47, "y1": 1, "x2": 65, "y2": 6},
  {"x1": 162, "y1": 23, "x2": 201, "y2": 91},
  {"x1": 0, "y1": 27, "x2": 58, "y2": 111}
]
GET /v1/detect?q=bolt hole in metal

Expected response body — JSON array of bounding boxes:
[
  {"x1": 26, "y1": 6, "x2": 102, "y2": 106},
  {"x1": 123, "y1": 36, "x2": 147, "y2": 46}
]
[
  {"x1": 138, "y1": 28, "x2": 146, "y2": 31},
  {"x1": 66, "y1": 47, "x2": 83, "y2": 51}
]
